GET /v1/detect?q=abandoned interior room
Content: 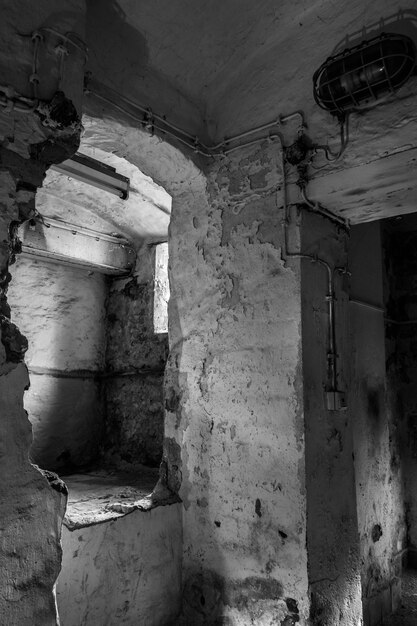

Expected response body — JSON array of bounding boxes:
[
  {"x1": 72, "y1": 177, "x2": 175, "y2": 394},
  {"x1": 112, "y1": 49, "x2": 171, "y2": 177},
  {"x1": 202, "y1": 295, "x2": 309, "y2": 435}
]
[{"x1": 2, "y1": 1, "x2": 417, "y2": 625}]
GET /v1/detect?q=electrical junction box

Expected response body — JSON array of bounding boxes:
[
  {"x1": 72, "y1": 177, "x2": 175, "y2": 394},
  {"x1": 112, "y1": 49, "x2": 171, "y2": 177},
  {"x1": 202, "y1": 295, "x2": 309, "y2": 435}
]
[{"x1": 326, "y1": 390, "x2": 347, "y2": 411}]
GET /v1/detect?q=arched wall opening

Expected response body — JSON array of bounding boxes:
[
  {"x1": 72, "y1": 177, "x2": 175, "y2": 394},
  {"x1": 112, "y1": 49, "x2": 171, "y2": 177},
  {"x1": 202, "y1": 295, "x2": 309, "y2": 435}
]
[
  {"x1": 8, "y1": 144, "x2": 173, "y2": 477},
  {"x1": 6, "y1": 109, "x2": 203, "y2": 624}
]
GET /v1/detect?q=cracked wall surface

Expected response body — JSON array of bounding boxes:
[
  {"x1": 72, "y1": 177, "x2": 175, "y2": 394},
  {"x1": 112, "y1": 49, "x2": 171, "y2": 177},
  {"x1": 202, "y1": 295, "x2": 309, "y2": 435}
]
[{"x1": 164, "y1": 140, "x2": 310, "y2": 625}]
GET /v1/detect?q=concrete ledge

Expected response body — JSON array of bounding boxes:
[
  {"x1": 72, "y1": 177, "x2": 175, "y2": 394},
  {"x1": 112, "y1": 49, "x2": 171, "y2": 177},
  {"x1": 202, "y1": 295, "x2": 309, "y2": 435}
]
[
  {"x1": 57, "y1": 500, "x2": 182, "y2": 626},
  {"x1": 62, "y1": 468, "x2": 179, "y2": 530}
]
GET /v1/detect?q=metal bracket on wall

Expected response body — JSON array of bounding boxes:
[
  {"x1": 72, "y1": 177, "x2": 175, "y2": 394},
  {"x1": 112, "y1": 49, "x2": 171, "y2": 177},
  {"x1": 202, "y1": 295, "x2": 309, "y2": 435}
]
[{"x1": 326, "y1": 389, "x2": 348, "y2": 411}]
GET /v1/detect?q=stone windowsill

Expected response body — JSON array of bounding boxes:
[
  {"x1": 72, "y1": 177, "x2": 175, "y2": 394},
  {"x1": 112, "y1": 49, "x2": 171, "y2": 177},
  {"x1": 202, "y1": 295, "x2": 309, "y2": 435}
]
[{"x1": 61, "y1": 467, "x2": 179, "y2": 530}]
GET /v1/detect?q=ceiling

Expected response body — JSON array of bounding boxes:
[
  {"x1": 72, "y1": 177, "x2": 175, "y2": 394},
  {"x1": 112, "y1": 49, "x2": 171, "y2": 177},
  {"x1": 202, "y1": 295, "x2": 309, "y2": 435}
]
[{"x1": 83, "y1": 0, "x2": 417, "y2": 224}]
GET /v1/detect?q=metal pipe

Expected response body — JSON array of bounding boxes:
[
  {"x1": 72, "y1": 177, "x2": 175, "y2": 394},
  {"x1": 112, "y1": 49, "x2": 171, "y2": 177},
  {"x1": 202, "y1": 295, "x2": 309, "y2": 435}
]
[
  {"x1": 38, "y1": 27, "x2": 88, "y2": 59},
  {"x1": 104, "y1": 88, "x2": 197, "y2": 141},
  {"x1": 205, "y1": 115, "x2": 302, "y2": 151},
  {"x1": 31, "y1": 215, "x2": 131, "y2": 244},
  {"x1": 349, "y1": 299, "x2": 417, "y2": 325},
  {"x1": 300, "y1": 186, "x2": 348, "y2": 228},
  {"x1": 89, "y1": 91, "x2": 216, "y2": 157},
  {"x1": 201, "y1": 119, "x2": 281, "y2": 151},
  {"x1": 349, "y1": 299, "x2": 385, "y2": 313},
  {"x1": 88, "y1": 89, "x2": 305, "y2": 158},
  {"x1": 221, "y1": 133, "x2": 280, "y2": 155},
  {"x1": 279, "y1": 135, "x2": 344, "y2": 396},
  {"x1": 99, "y1": 85, "x2": 305, "y2": 152},
  {"x1": 313, "y1": 119, "x2": 347, "y2": 163},
  {"x1": 0, "y1": 93, "x2": 38, "y2": 113}
]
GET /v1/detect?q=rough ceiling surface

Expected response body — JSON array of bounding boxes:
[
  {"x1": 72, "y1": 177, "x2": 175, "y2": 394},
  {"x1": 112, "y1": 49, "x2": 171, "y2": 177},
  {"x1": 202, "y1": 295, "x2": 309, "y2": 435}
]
[
  {"x1": 85, "y1": 0, "x2": 417, "y2": 224},
  {"x1": 86, "y1": 1, "x2": 416, "y2": 135}
]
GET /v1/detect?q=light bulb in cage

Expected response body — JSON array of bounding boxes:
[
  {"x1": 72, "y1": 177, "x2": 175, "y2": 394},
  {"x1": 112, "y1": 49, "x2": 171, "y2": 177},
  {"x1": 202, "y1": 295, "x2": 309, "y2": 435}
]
[{"x1": 313, "y1": 32, "x2": 416, "y2": 118}]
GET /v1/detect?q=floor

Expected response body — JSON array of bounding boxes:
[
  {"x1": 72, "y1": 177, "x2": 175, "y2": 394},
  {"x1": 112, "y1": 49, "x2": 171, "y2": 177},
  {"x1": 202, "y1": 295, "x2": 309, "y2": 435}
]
[{"x1": 387, "y1": 570, "x2": 417, "y2": 625}]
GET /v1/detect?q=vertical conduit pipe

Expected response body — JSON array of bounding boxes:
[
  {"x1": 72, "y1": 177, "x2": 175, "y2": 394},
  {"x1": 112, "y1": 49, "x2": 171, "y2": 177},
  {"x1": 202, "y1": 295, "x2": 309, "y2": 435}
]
[{"x1": 278, "y1": 137, "x2": 343, "y2": 401}]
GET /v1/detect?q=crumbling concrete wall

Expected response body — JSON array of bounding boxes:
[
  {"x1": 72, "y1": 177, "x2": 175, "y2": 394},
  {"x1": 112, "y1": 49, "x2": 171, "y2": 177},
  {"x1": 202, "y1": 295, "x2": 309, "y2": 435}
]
[
  {"x1": 0, "y1": 360, "x2": 68, "y2": 625},
  {"x1": 103, "y1": 245, "x2": 168, "y2": 469},
  {"x1": 8, "y1": 257, "x2": 106, "y2": 471},
  {"x1": 56, "y1": 503, "x2": 182, "y2": 626},
  {"x1": 0, "y1": 1, "x2": 86, "y2": 622},
  {"x1": 383, "y1": 215, "x2": 417, "y2": 567},
  {"x1": 301, "y1": 211, "x2": 363, "y2": 625},
  {"x1": 163, "y1": 140, "x2": 310, "y2": 625},
  {"x1": 349, "y1": 222, "x2": 405, "y2": 626}
]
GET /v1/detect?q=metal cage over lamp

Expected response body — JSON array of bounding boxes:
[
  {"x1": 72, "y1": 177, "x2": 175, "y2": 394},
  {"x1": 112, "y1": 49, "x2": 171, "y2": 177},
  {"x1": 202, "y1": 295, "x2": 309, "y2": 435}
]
[{"x1": 313, "y1": 33, "x2": 416, "y2": 118}]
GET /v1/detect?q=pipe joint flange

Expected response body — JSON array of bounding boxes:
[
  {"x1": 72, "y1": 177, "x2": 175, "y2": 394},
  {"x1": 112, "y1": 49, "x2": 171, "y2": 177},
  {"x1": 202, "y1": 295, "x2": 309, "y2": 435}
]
[
  {"x1": 31, "y1": 30, "x2": 43, "y2": 43},
  {"x1": 55, "y1": 43, "x2": 69, "y2": 57}
]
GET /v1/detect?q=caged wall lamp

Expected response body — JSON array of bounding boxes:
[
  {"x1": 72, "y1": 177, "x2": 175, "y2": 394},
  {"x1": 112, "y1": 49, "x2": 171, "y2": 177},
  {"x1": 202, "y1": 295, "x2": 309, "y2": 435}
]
[{"x1": 313, "y1": 32, "x2": 416, "y2": 119}]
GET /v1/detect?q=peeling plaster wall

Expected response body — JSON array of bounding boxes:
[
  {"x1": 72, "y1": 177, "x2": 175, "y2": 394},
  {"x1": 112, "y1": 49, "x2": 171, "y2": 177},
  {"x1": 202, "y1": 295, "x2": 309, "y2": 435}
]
[
  {"x1": 56, "y1": 504, "x2": 182, "y2": 626},
  {"x1": 103, "y1": 245, "x2": 168, "y2": 469},
  {"x1": 8, "y1": 256, "x2": 106, "y2": 471},
  {"x1": 349, "y1": 222, "x2": 405, "y2": 625},
  {"x1": 301, "y1": 211, "x2": 362, "y2": 625},
  {"x1": 0, "y1": 1, "x2": 86, "y2": 622},
  {"x1": 383, "y1": 215, "x2": 417, "y2": 565},
  {"x1": 164, "y1": 141, "x2": 309, "y2": 624}
]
